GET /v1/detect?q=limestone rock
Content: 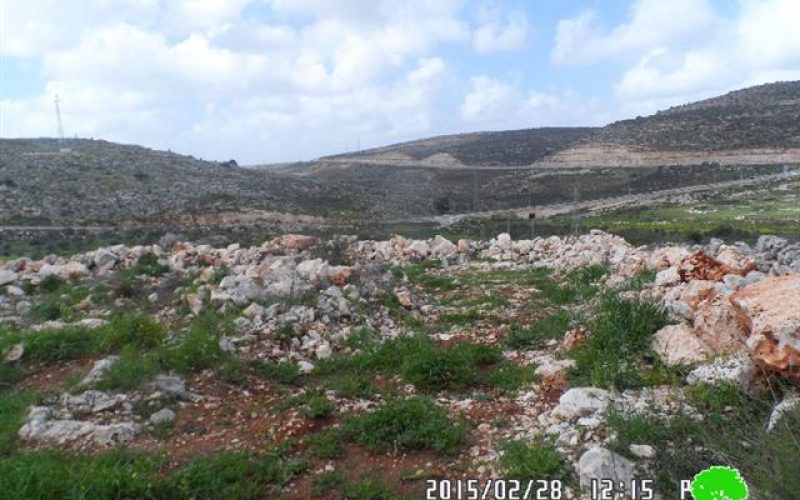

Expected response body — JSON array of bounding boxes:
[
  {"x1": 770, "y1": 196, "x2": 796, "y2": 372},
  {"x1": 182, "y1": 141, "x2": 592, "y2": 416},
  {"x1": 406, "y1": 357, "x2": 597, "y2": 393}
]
[
  {"x1": 270, "y1": 234, "x2": 319, "y2": 252},
  {"x1": 149, "y1": 408, "x2": 176, "y2": 425},
  {"x1": 430, "y1": 235, "x2": 457, "y2": 258},
  {"x1": 731, "y1": 274, "x2": 800, "y2": 383},
  {"x1": 0, "y1": 270, "x2": 17, "y2": 286},
  {"x1": 577, "y1": 447, "x2": 635, "y2": 495},
  {"x1": 655, "y1": 267, "x2": 681, "y2": 287},
  {"x1": 3, "y1": 343, "x2": 24, "y2": 363},
  {"x1": 552, "y1": 388, "x2": 610, "y2": 420},
  {"x1": 680, "y1": 280, "x2": 719, "y2": 311},
  {"x1": 692, "y1": 296, "x2": 749, "y2": 355},
  {"x1": 766, "y1": 391, "x2": 799, "y2": 432},
  {"x1": 678, "y1": 250, "x2": 735, "y2": 282},
  {"x1": 93, "y1": 248, "x2": 118, "y2": 270},
  {"x1": 687, "y1": 355, "x2": 767, "y2": 397},
  {"x1": 651, "y1": 324, "x2": 711, "y2": 366},
  {"x1": 77, "y1": 356, "x2": 120, "y2": 387}
]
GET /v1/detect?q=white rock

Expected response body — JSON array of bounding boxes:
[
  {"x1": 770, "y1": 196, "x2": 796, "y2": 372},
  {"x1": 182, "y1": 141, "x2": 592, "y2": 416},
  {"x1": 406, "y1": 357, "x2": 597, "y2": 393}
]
[
  {"x1": 315, "y1": 343, "x2": 332, "y2": 359},
  {"x1": 577, "y1": 447, "x2": 635, "y2": 495},
  {"x1": 552, "y1": 387, "x2": 610, "y2": 420},
  {"x1": 3, "y1": 344, "x2": 24, "y2": 363},
  {"x1": 243, "y1": 302, "x2": 265, "y2": 319},
  {"x1": 651, "y1": 324, "x2": 710, "y2": 366},
  {"x1": 0, "y1": 270, "x2": 17, "y2": 286},
  {"x1": 149, "y1": 408, "x2": 176, "y2": 425},
  {"x1": 686, "y1": 355, "x2": 765, "y2": 397},
  {"x1": 655, "y1": 266, "x2": 681, "y2": 287},
  {"x1": 629, "y1": 444, "x2": 656, "y2": 459},
  {"x1": 298, "y1": 360, "x2": 315, "y2": 374},
  {"x1": 93, "y1": 248, "x2": 118, "y2": 271},
  {"x1": 77, "y1": 356, "x2": 120, "y2": 387},
  {"x1": 767, "y1": 391, "x2": 800, "y2": 432}
]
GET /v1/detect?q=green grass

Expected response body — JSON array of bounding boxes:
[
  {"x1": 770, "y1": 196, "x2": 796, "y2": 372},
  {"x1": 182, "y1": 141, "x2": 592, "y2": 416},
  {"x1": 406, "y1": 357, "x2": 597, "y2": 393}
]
[
  {"x1": 315, "y1": 335, "x2": 524, "y2": 393},
  {"x1": 159, "y1": 312, "x2": 228, "y2": 373},
  {"x1": 0, "y1": 390, "x2": 39, "y2": 457},
  {"x1": 606, "y1": 382, "x2": 800, "y2": 499},
  {"x1": 312, "y1": 470, "x2": 346, "y2": 497},
  {"x1": 130, "y1": 253, "x2": 170, "y2": 277},
  {"x1": 569, "y1": 293, "x2": 670, "y2": 390},
  {"x1": 503, "y1": 312, "x2": 572, "y2": 350},
  {"x1": 340, "y1": 477, "x2": 403, "y2": 500},
  {"x1": 101, "y1": 313, "x2": 164, "y2": 351},
  {"x1": 93, "y1": 348, "x2": 160, "y2": 392},
  {"x1": 251, "y1": 359, "x2": 302, "y2": 386},
  {"x1": 167, "y1": 450, "x2": 307, "y2": 499},
  {"x1": 0, "y1": 448, "x2": 307, "y2": 500},
  {"x1": 499, "y1": 438, "x2": 571, "y2": 482},
  {"x1": 307, "y1": 428, "x2": 345, "y2": 459},
  {"x1": 344, "y1": 397, "x2": 465, "y2": 454}
]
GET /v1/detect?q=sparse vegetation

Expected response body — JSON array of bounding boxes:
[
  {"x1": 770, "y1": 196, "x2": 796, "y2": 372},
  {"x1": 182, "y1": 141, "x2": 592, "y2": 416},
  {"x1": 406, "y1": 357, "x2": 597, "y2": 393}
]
[
  {"x1": 344, "y1": 397, "x2": 465, "y2": 454},
  {"x1": 500, "y1": 438, "x2": 571, "y2": 482},
  {"x1": 570, "y1": 293, "x2": 670, "y2": 389}
]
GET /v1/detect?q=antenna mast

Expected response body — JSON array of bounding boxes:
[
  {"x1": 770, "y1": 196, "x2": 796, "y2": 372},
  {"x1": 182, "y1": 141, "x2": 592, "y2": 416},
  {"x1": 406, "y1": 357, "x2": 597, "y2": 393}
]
[{"x1": 54, "y1": 95, "x2": 65, "y2": 142}]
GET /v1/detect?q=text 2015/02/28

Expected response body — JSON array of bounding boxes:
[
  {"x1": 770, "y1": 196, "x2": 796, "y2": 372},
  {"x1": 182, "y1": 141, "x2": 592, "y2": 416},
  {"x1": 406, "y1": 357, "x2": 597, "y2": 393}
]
[{"x1": 425, "y1": 479, "x2": 564, "y2": 499}]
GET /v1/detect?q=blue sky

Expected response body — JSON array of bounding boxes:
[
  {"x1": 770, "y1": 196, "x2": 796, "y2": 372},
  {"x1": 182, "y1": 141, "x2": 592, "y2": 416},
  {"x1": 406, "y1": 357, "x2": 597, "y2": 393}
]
[{"x1": 2, "y1": 0, "x2": 800, "y2": 163}]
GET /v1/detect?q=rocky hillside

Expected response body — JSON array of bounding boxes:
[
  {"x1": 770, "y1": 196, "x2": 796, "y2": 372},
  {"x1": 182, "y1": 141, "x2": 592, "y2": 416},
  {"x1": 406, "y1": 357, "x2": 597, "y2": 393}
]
[
  {"x1": 0, "y1": 139, "x2": 366, "y2": 226},
  {"x1": 596, "y1": 81, "x2": 800, "y2": 151},
  {"x1": 1, "y1": 231, "x2": 798, "y2": 498},
  {"x1": 539, "y1": 81, "x2": 800, "y2": 168},
  {"x1": 320, "y1": 127, "x2": 596, "y2": 167}
]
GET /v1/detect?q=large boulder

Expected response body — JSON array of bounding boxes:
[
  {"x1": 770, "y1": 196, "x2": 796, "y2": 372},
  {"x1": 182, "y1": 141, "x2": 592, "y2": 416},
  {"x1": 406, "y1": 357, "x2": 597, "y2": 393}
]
[
  {"x1": 731, "y1": 274, "x2": 800, "y2": 383},
  {"x1": 692, "y1": 296, "x2": 749, "y2": 355},
  {"x1": 651, "y1": 324, "x2": 711, "y2": 366},
  {"x1": 715, "y1": 245, "x2": 756, "y2": 275},
  {"x1": 430, "y1": 235, "x2": 457, "y2": 258}
]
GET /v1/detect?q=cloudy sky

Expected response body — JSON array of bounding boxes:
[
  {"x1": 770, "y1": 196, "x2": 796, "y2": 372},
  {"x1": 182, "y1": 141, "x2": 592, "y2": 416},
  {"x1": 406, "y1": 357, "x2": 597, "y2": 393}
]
[{"x1": 2, "y1": 0, "x2": 800, "y2": 163}]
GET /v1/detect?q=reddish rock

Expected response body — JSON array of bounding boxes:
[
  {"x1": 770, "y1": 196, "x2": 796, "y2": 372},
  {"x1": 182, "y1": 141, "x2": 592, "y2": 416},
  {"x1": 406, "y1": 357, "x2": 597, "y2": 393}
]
[
  {"x1": 395, "y1": 289, "x2": 413, "y2": 309},
  {"x1": 563, "y1": 327, "x2": 587, "y2": 351},
  {"x1": 715, "y1": 245, "x2": 756, "y2": 276},
  {"x1": 329, "y1": 267, "x2": 353, "y2": 286},
  {"x1": 678, "y1": 250, "x2": 733, "y2": 282},
  {"x1": 271, "y1": 234, "x2": 319, "y2": 251},
  {"x1": 731, "y1": 274, "x2": 800, "y2": 383},
  {"x1": 693, "y1": 296, "x2": 749, "y2": 355},
  {"x1": 680, "y1": 280, "x2": 719, "y2": 311}
]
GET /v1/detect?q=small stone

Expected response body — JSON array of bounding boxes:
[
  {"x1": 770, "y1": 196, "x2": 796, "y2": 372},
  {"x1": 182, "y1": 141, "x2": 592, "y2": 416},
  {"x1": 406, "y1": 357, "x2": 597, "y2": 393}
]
[
  {"x1": 149, "y1": 408, "x2": 176, "y2": 425},
  {"x1": 298, "y1": 361, "x2": 315, "y2": 374},
  {"x1": 629, "y1": 444, "x2": 656, "y2": 459},
  {"x1": 315, "y1": 343, "x2": 332, "y2": 359},
  {"x1": 3, "y1": 343, "x2": 24, "y2": 363}
]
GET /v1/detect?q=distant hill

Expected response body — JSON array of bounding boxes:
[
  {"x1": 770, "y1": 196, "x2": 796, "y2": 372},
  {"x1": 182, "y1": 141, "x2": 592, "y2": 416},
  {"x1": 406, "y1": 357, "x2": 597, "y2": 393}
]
[
  {"x1": 321, "y1": 127, "x2": 597, "y2": 167},
  {"x1": 0, "y1": 139, "x2": 365, "y2": 226},
  {"x1": 536, "y1": 81, "x2": 800, "y2": 168},
  {"x1": 593, "y1": 81, "x2": 800, "y2": 151}
]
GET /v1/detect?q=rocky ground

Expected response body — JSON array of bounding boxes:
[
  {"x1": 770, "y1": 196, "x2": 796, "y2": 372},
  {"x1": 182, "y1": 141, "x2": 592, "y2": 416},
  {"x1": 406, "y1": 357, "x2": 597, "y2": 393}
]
[{"x1": 1, "y1": 230, "x2": 799, "y2": 499}]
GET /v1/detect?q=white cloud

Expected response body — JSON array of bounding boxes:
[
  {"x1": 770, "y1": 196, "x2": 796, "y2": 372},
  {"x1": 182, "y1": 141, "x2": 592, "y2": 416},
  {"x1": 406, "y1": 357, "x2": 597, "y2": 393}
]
[
  {"x1": 460, "y1": 76, "x2": 518, "y2": 122},
  {"x1": 460, "y1": 76, "x2": 604, "y2": 130},
  {"x1": 614, "y1": 0, "x2": 800, "y2": 109},
  {"x1": 472, "y1": 6, "x2": 528, "y2": 54},
  {"x1": 552, "y1": 0, "x2": 716, "y2": 64}
]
